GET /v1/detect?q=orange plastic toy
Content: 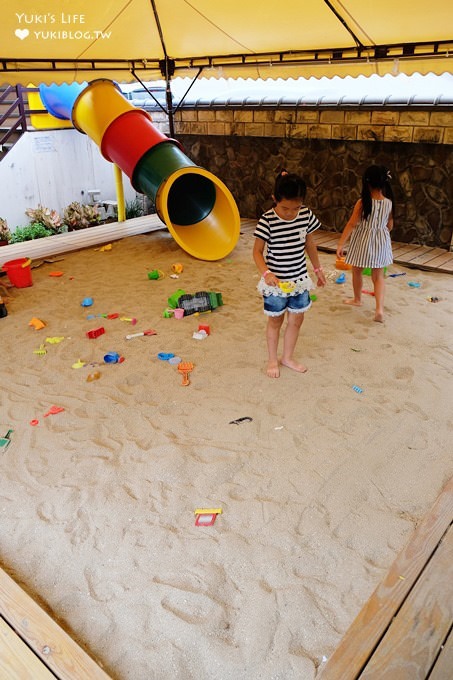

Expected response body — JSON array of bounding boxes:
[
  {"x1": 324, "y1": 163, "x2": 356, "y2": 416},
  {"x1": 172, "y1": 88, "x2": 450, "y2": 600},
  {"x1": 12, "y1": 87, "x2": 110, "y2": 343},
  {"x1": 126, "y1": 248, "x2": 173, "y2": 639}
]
[
  {"x1": 29, "y1": 317, "x2": 46, "y2": 330},
  {"x1": 178, "y1": 361, "x2": 194, "y2": 386},
  {"x1": 335, "y1": 257, "x2": 352, "y2": 271}
]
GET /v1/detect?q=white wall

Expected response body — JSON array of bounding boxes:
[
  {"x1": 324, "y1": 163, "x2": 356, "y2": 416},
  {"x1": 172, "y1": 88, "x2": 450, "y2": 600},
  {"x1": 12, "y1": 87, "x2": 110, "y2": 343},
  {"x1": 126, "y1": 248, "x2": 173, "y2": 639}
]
[{"x1": 0, "y1": 129, "x2": 138, "y2": 230}]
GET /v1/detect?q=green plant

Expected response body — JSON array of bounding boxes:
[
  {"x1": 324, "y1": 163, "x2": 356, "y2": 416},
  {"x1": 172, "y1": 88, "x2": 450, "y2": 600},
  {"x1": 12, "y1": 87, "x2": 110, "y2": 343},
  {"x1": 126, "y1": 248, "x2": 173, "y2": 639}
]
[
  {"x1": 0, "y1": 218, "x2": 11, "y2": 243},
  {"x1": 125, "y1": 198, "x2": 145, "y2": 219},
  {"x1": 63, "y1": 202, "x2": 101, "y2": 230},
  {"x1": 10, "y1": 222, "x2": 54, "y2": 243},
  {"x1": 25, "y1": 205, "x2": 65, "y2": 233}
]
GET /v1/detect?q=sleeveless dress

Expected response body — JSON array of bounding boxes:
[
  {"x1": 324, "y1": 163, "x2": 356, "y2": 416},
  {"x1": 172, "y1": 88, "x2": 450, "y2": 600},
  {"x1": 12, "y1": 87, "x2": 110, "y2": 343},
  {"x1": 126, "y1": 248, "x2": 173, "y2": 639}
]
[{"x1": 346, "y1": 198, "x2": 393, "y2": 268}]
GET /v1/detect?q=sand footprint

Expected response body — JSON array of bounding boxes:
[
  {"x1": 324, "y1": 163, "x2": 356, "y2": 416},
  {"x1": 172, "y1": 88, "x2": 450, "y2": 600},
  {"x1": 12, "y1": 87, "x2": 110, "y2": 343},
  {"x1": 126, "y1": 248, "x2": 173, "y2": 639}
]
[
  {"x1": 402, "y1": 401, "x2": 430, "y2": 421},
  {"x1": 160, "y1": 590, "x2": 225, "y2": 625},
  {"x1": 65, "y1": 507, "x2": 92, "y2": 546},
  {"x1": 394, "y1": 366, "x2": 415, "y2": 381},
  {"x1": 84, "y1": 566, "x2": 124, "y2": 602}
]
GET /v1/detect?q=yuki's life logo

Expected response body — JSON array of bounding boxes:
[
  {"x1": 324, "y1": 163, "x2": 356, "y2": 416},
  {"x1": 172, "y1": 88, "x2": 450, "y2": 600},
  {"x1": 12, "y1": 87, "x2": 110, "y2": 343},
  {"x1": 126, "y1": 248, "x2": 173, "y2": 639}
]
[{"x1": 14, "y1": 12, "x2": 111, "y2": 40}]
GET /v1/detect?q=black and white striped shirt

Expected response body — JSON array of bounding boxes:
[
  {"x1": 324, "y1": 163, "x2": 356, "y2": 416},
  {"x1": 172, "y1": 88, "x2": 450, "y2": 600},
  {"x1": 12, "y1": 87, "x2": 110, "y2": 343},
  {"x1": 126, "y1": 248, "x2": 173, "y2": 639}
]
[{"x1": 254, "y1": 207, "x2": 321, "y2": 281}]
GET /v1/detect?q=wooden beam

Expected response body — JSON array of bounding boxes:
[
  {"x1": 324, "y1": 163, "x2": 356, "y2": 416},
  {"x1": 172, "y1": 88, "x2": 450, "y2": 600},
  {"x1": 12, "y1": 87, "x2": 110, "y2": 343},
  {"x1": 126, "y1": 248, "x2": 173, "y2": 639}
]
[
  {"x1": 429, "y1": 628, "x2": 453, "y2": 680},
  {"x1": 0, "y1": 568, "x2": 112, "y2": 679},
  {"x1": 404, "y1": 249, "x2": 449, "y2": 266},
  {"x1": 436, "y1": 259, "x2": 453, "y2": 272},
  {"x1": 318, "y1": 477, "x2": 453, "y2": 680},
  {"x1": 424, "y1": 251, "x2": 453, "y2": 268},
  {"x1": 0, "y1": 214, "x2": 166, "y2": 267},
  {"x1": 317, "y1": 238, "x2": 342, "y2": 251},
  {"x1": 391, "y1": 244, "x2": 426, "y2": 258},
  {"x1": 359, "y1": 525, "x2": 453, "y2": 678},
  {"x1": 0, "y1": 617, "x2": 55, "y2": 679},
  {"x1": 400, "y1": 245, "x2": 438, "y2": 262},
  {"x1": 312, "y1": 232, "x2": 340, "y2": 246}
]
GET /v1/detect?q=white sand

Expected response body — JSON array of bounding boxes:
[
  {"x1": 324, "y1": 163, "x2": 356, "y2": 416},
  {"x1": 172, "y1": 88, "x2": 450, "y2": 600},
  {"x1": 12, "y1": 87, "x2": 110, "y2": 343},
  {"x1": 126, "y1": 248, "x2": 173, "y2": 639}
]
[{"x1": 0, "y1": 226, "x2": 452, "y2": 679}]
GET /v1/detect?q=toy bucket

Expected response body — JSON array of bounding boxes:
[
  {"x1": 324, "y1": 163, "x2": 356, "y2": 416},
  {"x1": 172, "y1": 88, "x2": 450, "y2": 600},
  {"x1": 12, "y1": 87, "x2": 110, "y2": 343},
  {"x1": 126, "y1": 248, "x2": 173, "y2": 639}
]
[
  {"x1": 2, "y1": 258, "x2": 33, "y2": 287},
  {"x1": 104, "y1": 352, "x2": 120, "y2": 363},
  {"x1": 167, "y1": 289, "x2": 186, "y2": 309}
]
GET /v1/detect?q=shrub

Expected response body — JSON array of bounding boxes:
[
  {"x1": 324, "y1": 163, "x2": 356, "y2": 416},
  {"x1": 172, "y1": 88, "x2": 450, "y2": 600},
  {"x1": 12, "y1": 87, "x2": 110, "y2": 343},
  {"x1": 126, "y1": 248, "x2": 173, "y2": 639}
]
[
  {"x1": 125, "y1": 198, "x2": 145, "y2": 219},
  {"x1": 10, "y1": 222, "x2": 54, "y2": 243},
  {"x1": 63, "y1": 202, "x2": 101, "y2": 230},
  {"x1": 25, "y1": 205, "x2": 65, "y2": 233},
  {"x1": 0, "y1": 218, "x2": 11, "y2": 243}
]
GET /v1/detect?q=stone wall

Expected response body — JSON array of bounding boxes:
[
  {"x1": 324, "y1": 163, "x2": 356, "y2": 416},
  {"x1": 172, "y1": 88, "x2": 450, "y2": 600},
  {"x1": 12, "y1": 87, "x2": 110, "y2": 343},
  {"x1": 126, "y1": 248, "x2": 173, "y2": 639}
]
[{"x1": 161, "y1": 107, "x2": 453, "y2": 248}]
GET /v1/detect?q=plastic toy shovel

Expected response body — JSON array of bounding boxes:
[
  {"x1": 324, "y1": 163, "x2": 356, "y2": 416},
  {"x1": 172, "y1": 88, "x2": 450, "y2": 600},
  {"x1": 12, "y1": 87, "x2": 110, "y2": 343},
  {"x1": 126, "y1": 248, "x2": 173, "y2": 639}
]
[{"x1": 43, "y1": 405, "x2": 65, "y2": 417}]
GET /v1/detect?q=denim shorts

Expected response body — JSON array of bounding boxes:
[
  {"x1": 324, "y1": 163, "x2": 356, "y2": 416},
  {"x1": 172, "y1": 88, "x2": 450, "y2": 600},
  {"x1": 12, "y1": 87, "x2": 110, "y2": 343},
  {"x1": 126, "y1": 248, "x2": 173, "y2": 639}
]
[{"x1": 263, "y1": 289, "x2": 311, "y2": 316}]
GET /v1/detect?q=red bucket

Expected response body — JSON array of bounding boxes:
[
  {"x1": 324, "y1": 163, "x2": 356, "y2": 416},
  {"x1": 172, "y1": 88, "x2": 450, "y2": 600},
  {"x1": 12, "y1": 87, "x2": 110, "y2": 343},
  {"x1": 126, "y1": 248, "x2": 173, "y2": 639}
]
[{"x1": 2, "y1": 258, "x2": 33, "y2": 287}]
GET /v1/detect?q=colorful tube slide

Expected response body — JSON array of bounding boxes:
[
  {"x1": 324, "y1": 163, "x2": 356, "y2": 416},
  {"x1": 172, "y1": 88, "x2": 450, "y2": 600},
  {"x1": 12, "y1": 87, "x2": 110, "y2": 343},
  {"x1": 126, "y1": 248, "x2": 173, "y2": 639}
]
[{"x1": 39, "y1": 79, "x2": 240, "y2": 261}]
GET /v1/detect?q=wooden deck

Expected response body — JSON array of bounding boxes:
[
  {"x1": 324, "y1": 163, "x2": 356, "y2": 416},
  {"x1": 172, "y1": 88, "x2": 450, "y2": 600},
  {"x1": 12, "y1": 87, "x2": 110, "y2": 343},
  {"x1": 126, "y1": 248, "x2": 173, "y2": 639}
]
[
  {"x1": 0, "y1": 567, "x2": 111, "y2": 679},
  {"x1": 318, "y1": 477, "x2": 453, "y2": 680},
  {"x1": 241, "y1": 219, "x2": 453, "y2": 274}
]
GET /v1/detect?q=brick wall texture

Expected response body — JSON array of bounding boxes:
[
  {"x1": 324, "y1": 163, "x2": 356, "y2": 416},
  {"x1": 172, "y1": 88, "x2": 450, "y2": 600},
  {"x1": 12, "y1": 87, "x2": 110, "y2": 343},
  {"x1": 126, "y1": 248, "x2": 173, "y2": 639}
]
[{"x1": 151, "y1": 107, "x2": 453, "y2": 248}]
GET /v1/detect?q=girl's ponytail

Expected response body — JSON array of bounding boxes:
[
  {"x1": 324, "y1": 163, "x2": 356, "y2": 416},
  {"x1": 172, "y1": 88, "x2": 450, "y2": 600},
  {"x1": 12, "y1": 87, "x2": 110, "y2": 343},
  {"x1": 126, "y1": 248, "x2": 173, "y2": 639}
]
[
  {"x1": 361, "y1": 172, "x2": 373, "y2": 219},
  {"x1": 361, "y1": 165, "x2": 394, "y2": 218}
]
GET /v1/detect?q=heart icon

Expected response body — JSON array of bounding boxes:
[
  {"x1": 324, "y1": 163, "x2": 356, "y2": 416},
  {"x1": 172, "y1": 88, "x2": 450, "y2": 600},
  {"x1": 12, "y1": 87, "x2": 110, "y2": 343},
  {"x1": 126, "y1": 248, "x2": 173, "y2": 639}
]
[{"x1": 15, "y1": 29, "x2": 30, "y2": 40}]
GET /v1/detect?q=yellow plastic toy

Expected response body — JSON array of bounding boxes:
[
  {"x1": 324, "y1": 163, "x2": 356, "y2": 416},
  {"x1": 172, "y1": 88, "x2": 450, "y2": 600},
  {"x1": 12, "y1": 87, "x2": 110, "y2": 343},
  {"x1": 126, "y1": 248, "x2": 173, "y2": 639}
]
[
  {"x1": 194, "y1": 508, "x2": 222, "y2": 515},
  {"x1": 29, "y1": 317, "x2": 46, "y2": 330},
  {"x1": 172, "y1": 263, "x2": 184, "y2": 274},
  {"x1": 279, "y1": 281, "x2": 296, "y2": 293},
  {"x1": 72, "y1": 359, "x2": 86, "y2": 369}
]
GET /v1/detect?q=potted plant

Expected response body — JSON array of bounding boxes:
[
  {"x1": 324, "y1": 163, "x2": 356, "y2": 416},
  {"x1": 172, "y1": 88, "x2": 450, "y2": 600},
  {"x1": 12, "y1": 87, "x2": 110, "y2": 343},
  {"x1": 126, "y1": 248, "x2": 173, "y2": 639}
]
[
  {"x1": 63, "y1": 202, "x2": 100, "y2": 230},
  {"x1": 0, "y1": 218, "x2": 11, "y2": 246},
  {"x1": 25, "y1": 205, "x2": 67, "y2": 234}
]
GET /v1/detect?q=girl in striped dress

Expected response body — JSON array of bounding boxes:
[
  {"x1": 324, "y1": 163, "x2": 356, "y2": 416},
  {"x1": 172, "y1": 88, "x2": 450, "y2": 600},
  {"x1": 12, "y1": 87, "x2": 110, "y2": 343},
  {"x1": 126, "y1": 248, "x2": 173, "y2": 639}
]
[
  {"x1": 336, "y1": 165, "x2": 394, "y2": 323},
  {"x1": 253, "y1": 171, "x2": 326, "y2": 378}
]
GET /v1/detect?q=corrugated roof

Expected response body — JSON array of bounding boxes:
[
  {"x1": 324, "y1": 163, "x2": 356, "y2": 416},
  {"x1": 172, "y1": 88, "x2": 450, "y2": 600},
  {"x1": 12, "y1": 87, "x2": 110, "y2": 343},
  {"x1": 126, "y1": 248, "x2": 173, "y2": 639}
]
[{"x1": 125, "y1": 73, "x2": 453, "y2": 110}]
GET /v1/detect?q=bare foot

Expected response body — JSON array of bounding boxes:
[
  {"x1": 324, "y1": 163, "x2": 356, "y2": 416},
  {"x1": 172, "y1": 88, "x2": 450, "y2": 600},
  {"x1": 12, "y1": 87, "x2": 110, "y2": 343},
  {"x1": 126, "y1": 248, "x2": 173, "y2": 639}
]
[
  {"x1": 281, "y1": 358, "x2": 308, "y2": 373},
  {"x1": 343, "y1": 299, "x2": 362, "y2": 306},
  {"x1": 374, "y1": 312, "x2": 384, "y2": 323},
  {"x1": 267, "y1": 360, "x2": 280, "y2": 378}
]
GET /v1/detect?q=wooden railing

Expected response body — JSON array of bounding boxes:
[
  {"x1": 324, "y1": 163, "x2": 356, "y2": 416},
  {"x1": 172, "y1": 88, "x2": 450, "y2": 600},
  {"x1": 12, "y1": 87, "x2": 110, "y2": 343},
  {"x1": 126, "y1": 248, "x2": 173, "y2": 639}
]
[
  {"x1": 0, "y1": 86, "x2": 26, "y2": 148},
  {"x1": 0, "y1": 85, "x2": 47, "y2": 154}
]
